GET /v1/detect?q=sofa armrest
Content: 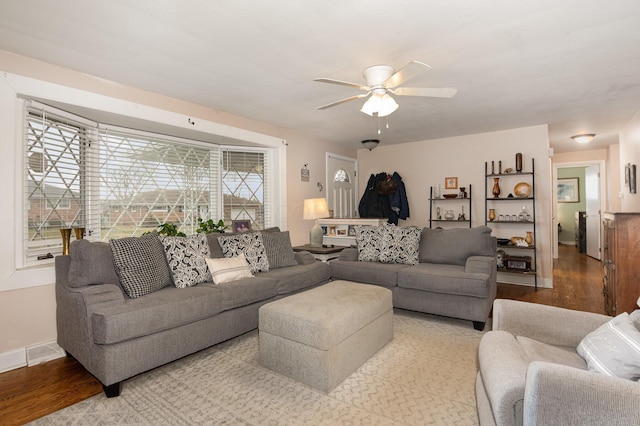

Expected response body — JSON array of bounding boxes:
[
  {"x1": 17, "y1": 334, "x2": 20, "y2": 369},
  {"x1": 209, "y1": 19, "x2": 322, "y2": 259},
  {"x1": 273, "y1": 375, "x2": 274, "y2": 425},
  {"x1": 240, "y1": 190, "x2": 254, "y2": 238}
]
[
  {"x1": 493, "y1": 299, "x2": 611, "y2": 347},
  {"x1": 524, "y1": 361, "x2": 640, "y2": 426},
  {"x1": 478, "y1": 330, "x2": 530, "y2": 425},
  {"x1": 295, "y1": 251, "x2": 316, "y2": 265},
  {"x1": 338, "y1": 247, "x2": 358, "y2": 261},
  {"x1": 465, "y1": 255, "x2": 494, "y2": 275}
]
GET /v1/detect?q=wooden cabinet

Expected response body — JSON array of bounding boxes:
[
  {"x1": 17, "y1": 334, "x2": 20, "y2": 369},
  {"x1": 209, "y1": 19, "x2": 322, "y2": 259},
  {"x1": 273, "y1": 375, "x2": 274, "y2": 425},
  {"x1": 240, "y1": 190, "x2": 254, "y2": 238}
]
[{"x1": 602, "y1": 212, "x2": 640, "y2": 316}]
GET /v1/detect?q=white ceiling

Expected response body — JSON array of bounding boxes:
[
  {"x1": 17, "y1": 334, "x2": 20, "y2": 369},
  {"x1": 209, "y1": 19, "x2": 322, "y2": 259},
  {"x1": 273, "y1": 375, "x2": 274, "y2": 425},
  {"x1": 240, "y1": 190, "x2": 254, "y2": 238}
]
[{"x1": 1, "y1": 1, "x2": 640, "y2": 153}]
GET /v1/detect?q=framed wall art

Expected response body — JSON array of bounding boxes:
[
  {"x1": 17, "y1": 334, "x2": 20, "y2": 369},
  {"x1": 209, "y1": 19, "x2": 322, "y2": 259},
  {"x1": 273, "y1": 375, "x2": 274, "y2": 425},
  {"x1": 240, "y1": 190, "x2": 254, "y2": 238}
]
[
  {"x1": 557, "y1": 177, "x2": 579, "y2": 203},
  {"x1": 445, "y1": 177, "x2": 458, "y2": 189}
]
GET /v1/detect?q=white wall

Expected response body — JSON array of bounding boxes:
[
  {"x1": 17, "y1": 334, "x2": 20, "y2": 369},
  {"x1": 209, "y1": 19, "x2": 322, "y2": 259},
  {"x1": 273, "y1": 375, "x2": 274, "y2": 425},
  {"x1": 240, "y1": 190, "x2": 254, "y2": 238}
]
[
  {"x1": 357, "y1": 125, "x2": 552, "y2": 287},
  {"x1": 620, "y1": 110, "x2": 640, "y2": 211},
  {"x1": 0, "y1": 50, "x2": 355, "y2": 367}
]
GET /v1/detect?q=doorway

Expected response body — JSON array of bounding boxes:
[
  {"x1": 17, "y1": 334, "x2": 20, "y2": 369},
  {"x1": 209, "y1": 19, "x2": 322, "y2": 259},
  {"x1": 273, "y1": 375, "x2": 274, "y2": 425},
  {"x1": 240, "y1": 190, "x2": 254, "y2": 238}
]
[
  {"x1": 553, "y1": 161, "x2": 605, "y2": 260},
  {"x1": 326, "y1": 153, "x2": 358, "y2": 218}
]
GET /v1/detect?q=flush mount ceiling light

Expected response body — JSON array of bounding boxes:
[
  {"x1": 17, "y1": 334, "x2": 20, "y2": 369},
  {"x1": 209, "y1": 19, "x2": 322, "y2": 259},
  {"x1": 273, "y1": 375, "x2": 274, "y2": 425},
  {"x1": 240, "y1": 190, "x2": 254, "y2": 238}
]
[
  {"x1": 361, "y1": 139, "x2": 380, "y2": 150},
  {"x1": 571, "y1": 134, "x2": 596, "y2": 144}
]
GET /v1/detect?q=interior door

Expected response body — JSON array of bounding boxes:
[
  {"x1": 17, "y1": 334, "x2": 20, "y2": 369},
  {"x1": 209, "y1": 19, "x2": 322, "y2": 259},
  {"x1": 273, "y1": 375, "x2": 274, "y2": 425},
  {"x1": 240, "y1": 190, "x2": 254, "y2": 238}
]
[
  {"x1": 326, "y1": 154, "x2": 357, "y2": 218},
  {"x1": 585, "y1": 164, "x2": 601, "y2": 259}
]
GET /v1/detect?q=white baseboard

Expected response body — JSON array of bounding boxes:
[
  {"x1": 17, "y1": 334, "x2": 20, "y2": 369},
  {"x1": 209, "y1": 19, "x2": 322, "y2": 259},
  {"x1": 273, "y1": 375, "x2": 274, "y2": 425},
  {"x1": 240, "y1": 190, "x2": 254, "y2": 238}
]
[
  {"x1": 0, "y1": 348, "x2": 26, "y2": 374},
  {"x1": 0, "y1": 341, "x2": 65, "y2": 374}
]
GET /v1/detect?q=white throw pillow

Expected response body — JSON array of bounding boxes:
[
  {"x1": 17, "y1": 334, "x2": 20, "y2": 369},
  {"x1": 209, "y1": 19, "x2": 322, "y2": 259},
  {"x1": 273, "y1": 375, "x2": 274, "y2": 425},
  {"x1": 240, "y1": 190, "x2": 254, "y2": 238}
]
[
  {"x1": 577, "y1": 312, "x2": 640, "y2": 380},
  {"x1": 205, "y1": 254, "x2": 254, "y2": 284}
]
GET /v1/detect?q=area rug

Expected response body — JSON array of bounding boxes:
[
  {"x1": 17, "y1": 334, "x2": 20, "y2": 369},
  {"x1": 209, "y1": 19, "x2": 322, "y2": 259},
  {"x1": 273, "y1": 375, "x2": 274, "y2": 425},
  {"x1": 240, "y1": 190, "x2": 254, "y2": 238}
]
[{"x1": 31, "y1": 309, "x2": 489, "y2": 425}]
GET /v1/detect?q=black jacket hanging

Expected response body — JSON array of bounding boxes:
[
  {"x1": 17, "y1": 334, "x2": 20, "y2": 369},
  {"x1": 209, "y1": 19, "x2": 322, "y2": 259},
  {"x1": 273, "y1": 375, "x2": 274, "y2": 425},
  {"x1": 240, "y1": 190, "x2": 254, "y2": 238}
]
[{"x1": 358, "y1": 173, "x2": 392, "y2": 219}]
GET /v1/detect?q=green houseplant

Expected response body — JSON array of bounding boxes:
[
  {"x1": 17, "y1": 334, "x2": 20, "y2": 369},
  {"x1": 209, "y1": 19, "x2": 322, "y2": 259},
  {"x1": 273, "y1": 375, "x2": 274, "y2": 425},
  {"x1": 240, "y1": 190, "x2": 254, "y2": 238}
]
[{"x1": 196, "y1": 218, "x2": 227, "y2": 234}]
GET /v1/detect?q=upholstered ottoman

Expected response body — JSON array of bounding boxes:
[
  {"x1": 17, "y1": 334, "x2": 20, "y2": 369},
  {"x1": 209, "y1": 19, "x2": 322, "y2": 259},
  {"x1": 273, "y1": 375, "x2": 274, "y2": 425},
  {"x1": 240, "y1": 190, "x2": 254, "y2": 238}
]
[{"x1": 258, "y1": 280, "x2": 393, "y2": 393}]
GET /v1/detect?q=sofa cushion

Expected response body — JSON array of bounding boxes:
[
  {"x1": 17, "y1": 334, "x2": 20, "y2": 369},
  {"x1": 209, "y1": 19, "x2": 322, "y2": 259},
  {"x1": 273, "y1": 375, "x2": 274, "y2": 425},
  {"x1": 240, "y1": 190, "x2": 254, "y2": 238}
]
[
  {"x1": 577, "y1": 312, "x2": 640, "y2": 380},
  {"x1": 91, "y1": 285, "x2": 225, "y2": 344},
  {"x1": 419, "y1": 226, "x2": 494, "y2": 266},
  {"x1": 379, "y1": 225, "x2": 421, "y2": 265},
  {"x1": 109, "y1": 232, "x2": 172, "y2": 299},
  {"x1": 259, "y1": 261, "x2": 331, "y2": 294},
  {"x1": 355, "y1": 225, "x2": 384, "y2": 262},
  {"x1": 517, "y1": 336, "x2": 587, "y2": 370},
  {"x1": 68, "y1": 239, "x2": 121, "y2": 289},
  {"x1": 217, "y1": 231, "x2": 270, "y2": 274},
  {"x1": 261, "y1": 231, "x2": 298, "y2": 269},
  {"x1": 160, "y1": 233, "x2": 212, "y2": 288},
  {"x1": 200, "y1": 276, "x2": 279, "y2": 311},
  {"x1": 205, "y1": 254, "x2": 254, "y2": 284},
  {"x1": 330, "y1": 259, "x2": 409, "y2": 288},
  {"x1": 397, "y1": 263, "x2": 491, "y2": 298}
]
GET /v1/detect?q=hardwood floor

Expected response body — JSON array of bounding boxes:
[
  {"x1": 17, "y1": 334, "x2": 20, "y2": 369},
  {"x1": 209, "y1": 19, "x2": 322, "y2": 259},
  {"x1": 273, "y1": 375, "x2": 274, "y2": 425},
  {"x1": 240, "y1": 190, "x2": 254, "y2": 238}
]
[{"x1": 0, "y1": 244, "x2": 605, "y2": 425}]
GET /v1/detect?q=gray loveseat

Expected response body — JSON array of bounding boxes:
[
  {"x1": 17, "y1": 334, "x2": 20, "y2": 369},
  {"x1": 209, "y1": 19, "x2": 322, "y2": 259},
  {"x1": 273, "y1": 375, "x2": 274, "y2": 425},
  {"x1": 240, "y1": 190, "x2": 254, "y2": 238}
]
[
  {"x1": 476, "y1": 299, "x2": 640, "y2": 425},
  {"x1": 330, "y1": 226, "x2": 497, "y2": 330},
  {"x1": 55, "y1": 229, "x2": 330, "y2": 397}
]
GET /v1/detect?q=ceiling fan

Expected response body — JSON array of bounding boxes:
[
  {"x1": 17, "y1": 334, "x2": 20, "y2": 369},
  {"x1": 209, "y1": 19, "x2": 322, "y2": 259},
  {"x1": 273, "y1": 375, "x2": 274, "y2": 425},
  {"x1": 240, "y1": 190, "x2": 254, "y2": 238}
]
[{"x1": 314, "y1": 61, "x2": 457, "y2": 117}]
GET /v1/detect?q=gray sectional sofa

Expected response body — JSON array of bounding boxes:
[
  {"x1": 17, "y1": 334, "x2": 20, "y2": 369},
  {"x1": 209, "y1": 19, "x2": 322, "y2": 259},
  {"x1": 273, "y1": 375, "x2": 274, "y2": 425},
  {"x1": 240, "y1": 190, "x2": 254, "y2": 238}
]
[
  {"x1": 55, "y1": 229, "x2": 330, "y2": 397},
  {"x1": 330, "y1": 226, "x2": 497, "y2": 330},
  {"x1": 56, "y1": 224, "x2": 496, "y2": 398}
]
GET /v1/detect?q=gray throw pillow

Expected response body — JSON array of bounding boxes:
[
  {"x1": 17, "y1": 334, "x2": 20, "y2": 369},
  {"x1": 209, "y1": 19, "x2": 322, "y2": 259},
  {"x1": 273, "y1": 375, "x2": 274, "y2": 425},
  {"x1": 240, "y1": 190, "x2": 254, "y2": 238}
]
[
  {"x1": 160, "y1": 233, "x2": 212, "y2": 288},
  {"x1": 577, "y1": 312, "x2": 640, "y2": 380},
  {"x1": 217, "y1": 231, "x2": 270, "y2": 274},
  {"x1": 378, "y1": 225, "x2": 422, "y2": 265},
  {"x1": 68, "y1": 239, "x2": 121, "y2": 289},
  {"x1": 261, "y1": 231, "x2": 297, "y2": 269},
  {"x1": 109, "y1": 232, "x2": 172, "y2": 299}
]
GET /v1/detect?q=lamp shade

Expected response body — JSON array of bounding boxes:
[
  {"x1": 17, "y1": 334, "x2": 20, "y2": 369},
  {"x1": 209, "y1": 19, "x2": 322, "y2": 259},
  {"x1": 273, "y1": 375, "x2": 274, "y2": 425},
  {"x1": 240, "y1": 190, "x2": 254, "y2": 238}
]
[{"x1": 303, "y1": 198, "x2": 329, "y2": 220}]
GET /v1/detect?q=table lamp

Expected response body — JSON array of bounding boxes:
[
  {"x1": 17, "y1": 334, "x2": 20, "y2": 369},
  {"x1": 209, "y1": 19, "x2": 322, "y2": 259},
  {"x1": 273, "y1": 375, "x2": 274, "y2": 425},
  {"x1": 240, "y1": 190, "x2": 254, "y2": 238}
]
[{"x1": 303, "y1": 197, "x2": 330, "y2": 246}]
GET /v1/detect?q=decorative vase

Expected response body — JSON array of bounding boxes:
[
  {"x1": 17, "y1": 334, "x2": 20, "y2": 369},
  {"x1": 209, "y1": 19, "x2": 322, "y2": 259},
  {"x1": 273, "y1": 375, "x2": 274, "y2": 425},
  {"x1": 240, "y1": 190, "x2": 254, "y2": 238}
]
[
  {"x1": 74, "y1": 227, "x2": 85, "y2": 240},
  {"x1": 525, "y1": 231, "x2": 534, "y2": 246},
  {"x1": 492, "y1": 177, "x2": 501, "y2": 198},
  {"x1": 488, "y1": 209, "x2": 496, "y2": 221},
  {"x1": 516, "y1": 152, "x2": 523, "y2": 172},
  {"x1": 444, "y1": 209, "x2": 455, "y2": 220},
  {"x1": 60, "y1": 228, "x2": 72, "y2": 255}
]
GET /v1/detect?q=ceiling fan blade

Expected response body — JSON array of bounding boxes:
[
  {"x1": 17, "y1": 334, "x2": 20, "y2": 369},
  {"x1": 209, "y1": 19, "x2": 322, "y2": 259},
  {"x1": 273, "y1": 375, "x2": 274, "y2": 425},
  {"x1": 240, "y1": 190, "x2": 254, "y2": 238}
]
[
  {"x1": 384, "y1": 61, "x2": 431, "y2": 88},
  {"x1": 393, "y1": 87, "x2": 458, "y2": 98},
  {"x1": 316, "y1": 93, "x2": 370, "y2": 110},
  {"x1": 313, "y1": 78, "x2": 369, "y2": 91}
]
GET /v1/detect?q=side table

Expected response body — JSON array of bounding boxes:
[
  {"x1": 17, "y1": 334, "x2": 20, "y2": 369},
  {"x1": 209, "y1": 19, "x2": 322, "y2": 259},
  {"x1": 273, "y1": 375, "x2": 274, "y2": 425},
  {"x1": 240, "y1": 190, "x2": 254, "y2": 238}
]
[{"x1": 292, "y1": 244, "x2": 347, "y2": 262}]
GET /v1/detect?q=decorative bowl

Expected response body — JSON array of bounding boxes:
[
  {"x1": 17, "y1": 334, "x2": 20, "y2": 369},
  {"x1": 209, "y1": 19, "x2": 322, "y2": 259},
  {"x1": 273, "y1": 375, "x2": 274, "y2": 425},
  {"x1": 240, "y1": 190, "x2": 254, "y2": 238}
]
[
  {"x1": 514, "y1": 182, "x2": 532, "y2": 198},
  {"x1": 442, "y1": 193, "x2": 458, "y2": 199}
]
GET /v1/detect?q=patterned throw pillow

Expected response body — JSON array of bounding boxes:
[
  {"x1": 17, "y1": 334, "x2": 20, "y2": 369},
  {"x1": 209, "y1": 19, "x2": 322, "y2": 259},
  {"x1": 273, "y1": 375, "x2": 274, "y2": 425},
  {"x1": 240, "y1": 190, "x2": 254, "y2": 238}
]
[
  {"x1": 355, "y1": 225, "x2": 384, "y2": 262},
  {"x1": 109, "y1": 232, "x2": 172, "y2": 299},
  {"x1": 160, "y1": 233, "x2": 212, "y2": 288},
  {"x1": 205, "y1": 254, "x2": 254, "y2": 284},
  {"x1": 217, "y1": 232, "x2": 270, "y2": 274},
  {"x1": 378, "y1": 225, "x2": 422, "y2": 265},
  {"x1": 261, "y1": 231, "x2": 298, "y2": 269},
  {"x1": 577, "y1": 312, "x2": 640, "y2": 380}
]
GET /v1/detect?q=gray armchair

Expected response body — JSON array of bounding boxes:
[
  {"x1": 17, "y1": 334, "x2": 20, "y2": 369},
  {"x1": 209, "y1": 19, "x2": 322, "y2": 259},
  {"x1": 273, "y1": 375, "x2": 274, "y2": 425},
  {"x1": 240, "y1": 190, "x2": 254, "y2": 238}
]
[{"x1": 476, "y1": 299, "x2": 640, "y2": 426}]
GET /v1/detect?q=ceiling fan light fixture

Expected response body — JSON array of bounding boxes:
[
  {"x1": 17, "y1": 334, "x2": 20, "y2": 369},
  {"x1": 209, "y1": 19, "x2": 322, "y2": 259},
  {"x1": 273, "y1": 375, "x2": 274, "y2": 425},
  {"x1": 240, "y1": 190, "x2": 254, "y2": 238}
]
[
  {"x1": 361, "y1": 139, "x2": 380, "y2": 150},
  {"x1": 360, "y1": 93, "x2": 399, "y2": 117},
  {"x1": 571, "y1": 133, "x2": 595, "y2": 144}
]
